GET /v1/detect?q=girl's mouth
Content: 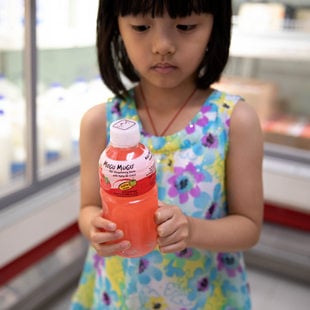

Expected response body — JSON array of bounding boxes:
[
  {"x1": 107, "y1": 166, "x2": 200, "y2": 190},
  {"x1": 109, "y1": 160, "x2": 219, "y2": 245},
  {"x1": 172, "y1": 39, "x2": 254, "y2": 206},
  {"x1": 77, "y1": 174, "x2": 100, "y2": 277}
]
[{"x1": 152, "y1": 63, "x2": 177, "y2": 74}]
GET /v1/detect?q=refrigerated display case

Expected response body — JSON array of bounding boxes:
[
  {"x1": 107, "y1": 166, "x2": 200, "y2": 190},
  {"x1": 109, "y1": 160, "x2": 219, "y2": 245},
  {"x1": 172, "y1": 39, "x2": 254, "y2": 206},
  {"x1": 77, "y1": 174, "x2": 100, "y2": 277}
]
[
  {"x1": 0, "y1": 0, "x2": 112, "y2": 296},
  {"x1": 219, "y1": 0, "x2": 310, "y2": 229},
  {"x1": 222, "y1": 0, "x2": 310, "y2": 289},
  {"x1": 0, "y1": 0, "x2": 112, "y2": 207},
  {"x1": 0, "y1": 0, "x2": 26, "y2": 197}
]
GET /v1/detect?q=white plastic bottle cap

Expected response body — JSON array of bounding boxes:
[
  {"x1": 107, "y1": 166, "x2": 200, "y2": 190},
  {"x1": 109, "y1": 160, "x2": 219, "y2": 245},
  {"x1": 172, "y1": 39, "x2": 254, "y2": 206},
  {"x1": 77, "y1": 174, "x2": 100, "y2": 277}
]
[{"x1": 110, "y1": 119, "x2": 140, "y2": 147}]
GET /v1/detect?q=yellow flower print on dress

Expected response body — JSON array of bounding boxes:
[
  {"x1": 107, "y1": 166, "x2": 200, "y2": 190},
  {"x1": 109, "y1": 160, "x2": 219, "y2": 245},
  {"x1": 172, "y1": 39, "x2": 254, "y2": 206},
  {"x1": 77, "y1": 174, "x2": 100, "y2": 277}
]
[{"x1": 145, "y1": 296, "x2": 168, "y2": 309}]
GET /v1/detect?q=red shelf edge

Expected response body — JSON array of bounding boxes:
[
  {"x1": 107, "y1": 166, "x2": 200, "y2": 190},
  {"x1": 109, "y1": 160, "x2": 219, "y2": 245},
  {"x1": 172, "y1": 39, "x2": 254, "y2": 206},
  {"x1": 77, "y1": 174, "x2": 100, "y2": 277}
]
[
  {"x1": 0, "y1": 222, "x2": 80, "y2": 287},
  {"x1": 264, "y1": 203, "x2": 310, "y2": 232}
]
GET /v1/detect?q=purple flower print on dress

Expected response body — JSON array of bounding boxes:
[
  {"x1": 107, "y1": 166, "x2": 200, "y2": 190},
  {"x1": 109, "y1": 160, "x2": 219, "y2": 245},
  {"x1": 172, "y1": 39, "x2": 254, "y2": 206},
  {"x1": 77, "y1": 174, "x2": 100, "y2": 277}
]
[
  {"x1": 197, "y1": 276, "x2": 209, "y2": 292},
  {"x1": 102, "y1": 291, "x2": 111, "y2": 306},
  {"x1": 101, "y1": 278, "x2": 118, "y2": 306},
  {"x1": 205, "y1": 202, "x2": 216, "y2": 219},
  {"x1": 201, "y1": 132, "x2": 218, "y2": 148},
  {"x1": 188, "y1": 269, "x2": 212, "y2": 306},
  {"x1": 93, "y1": 254, "x2": 104, "y2": 277},
  {"x1": 204, "y1": 184, "x2": 222, "y2": 219},
  {"x1": 185, "y1": 123, "x2": 196, "y2": 134},
  {"x1": 135, "y1": 252, "x2": 163, "y2": 284},
  {"x1": 111, "y1": 100, "x2": 121, "y2": 116},
  {"x1": 168, "y1": 162, "x2": 204, "y2": 204},
  {"x1": 141, "y1": 128, "x2": 152, "y2": 137},
  {"x1": 176, "y1": 248, "x2": 194, "y2": 258},
  {"x1": 185, "y1": 105, "x2": 212, "y2": 134},
  {"x1": 217, "y1": 253, "x2": 242, "y2": 277},
  {"x1": 139, "y1": 258, "x2": 150, "y2": 273}
]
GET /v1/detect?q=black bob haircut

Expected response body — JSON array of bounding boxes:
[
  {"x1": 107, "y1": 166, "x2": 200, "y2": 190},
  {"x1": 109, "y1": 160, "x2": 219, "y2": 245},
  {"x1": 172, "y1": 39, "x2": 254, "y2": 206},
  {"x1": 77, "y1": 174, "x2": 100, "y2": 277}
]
[{"x1": 96, "y1": 0, "x2": 232, "y2": 97}]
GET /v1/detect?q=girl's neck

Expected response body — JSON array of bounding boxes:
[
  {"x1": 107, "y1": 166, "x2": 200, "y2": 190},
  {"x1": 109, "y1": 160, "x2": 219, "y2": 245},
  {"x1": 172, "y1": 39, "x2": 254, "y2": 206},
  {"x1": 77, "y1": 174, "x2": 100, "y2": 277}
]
[
  {"x1": 136, "y1": 83, "x2": 197, "y2": 113},
  {"x1": 135, "y1": 83, "x2": 213, "y2": 136}
]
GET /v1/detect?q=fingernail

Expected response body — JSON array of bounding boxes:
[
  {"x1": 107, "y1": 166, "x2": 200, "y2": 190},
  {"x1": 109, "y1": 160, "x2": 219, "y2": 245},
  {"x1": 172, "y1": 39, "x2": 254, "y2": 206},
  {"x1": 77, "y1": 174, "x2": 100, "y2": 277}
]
[
  {"x1": 121, "y1": 241, "x2": 131, "y2": 249},
  {"x1": 115, "y1": 229, "x2": 123, "y2": 238},
  {"x1": 155, "y1": 211, "x2": 160, "y2": 221},
  {"x1": 108, "y1": 222, "x2": 116, "y2": 230}
]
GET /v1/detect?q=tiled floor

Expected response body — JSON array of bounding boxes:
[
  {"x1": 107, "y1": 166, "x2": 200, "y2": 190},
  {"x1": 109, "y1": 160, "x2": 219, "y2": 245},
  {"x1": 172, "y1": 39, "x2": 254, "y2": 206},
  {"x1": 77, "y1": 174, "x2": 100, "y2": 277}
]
[{"x1": 44, "y1": 266, "x2": 310, "y2": 310}]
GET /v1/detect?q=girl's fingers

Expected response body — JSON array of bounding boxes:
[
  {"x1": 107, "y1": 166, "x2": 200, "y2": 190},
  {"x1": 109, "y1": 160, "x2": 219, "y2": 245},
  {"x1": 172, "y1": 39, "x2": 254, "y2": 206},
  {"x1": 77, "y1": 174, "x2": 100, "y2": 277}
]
[
  {"x1": 91, "y1": 229, "x2": 123, "y2": 244},
  {"x1": 158, "y1": 240, "x2": 187, "y2": 254},
  {"x1": 93, "y1": 240, "x2": 131, "y2": 257},
  {"x1": 90, "y1": 227, "x2": 132, "y2": 257},
  {"x1": 92, "y1": 214, "x2": 117, "y2": 232},
  {"x1": 155, "y1": 204, "x2": 174, "y2": 225}
]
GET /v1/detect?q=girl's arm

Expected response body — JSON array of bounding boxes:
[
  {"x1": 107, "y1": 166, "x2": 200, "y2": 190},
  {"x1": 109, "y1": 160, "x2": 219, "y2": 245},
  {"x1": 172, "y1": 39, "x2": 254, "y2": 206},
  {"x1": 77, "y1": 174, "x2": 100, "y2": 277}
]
[
  {"x1": 156, "y1": 101, "x2": 264, "y2": 253},
  {"x1": 78, "y1": 104, "x2": 130, "y2": 256}
]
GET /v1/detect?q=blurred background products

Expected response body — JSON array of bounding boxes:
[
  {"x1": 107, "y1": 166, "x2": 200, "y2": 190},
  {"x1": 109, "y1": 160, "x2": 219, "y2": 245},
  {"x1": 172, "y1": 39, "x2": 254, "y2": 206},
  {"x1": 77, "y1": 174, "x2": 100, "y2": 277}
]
[{"x1": 237, "y1": 1, "x2": 310, "y2": 32}]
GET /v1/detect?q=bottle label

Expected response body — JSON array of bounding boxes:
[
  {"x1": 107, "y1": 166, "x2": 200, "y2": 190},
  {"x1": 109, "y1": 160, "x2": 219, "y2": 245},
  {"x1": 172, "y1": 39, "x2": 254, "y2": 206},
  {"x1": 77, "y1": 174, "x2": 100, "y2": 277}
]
[{"x1": 99, "y1": 148, "x2": 156, "y2": 197}]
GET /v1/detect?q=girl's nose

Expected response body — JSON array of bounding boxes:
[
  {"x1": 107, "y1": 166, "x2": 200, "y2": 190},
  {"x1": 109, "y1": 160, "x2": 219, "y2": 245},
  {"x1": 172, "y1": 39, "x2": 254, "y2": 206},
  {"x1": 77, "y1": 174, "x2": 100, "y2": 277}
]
[{"x1": 151, "y1": 29, "x2": 176, "y2": 56}]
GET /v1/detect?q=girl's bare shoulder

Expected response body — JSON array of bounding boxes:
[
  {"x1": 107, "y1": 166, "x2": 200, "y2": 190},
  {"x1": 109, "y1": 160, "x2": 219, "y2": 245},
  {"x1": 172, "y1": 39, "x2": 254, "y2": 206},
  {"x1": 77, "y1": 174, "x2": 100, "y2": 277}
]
[
  {"x1": 80, "y1": 102, "x2": 108, "y2": 151},
  {"x1": 228, "y1": 99, "x2": 264, "y2": 163},
  {"x1": 230, "y1": 100, "x2": 262, "y2": 138},
  {"x1": 80, "y1": 103, "x2": 107, "y2": 134}
]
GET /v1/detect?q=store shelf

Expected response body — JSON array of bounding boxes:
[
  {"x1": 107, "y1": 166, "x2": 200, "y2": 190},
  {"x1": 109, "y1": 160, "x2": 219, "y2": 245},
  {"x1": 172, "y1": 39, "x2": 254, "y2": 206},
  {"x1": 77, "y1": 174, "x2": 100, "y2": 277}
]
[
  {"x1": 0, "y1": 176, "x2": 80, "y2": 268},
  {"x1": 0, "y1": 30, "x2": 95, "y2": 51},
  {"x1": 230, "y1": 27, "x2": 310, "y2": 61},
  {"x1": 263, "y1": 154, "x2": 310, "y2": 213}
]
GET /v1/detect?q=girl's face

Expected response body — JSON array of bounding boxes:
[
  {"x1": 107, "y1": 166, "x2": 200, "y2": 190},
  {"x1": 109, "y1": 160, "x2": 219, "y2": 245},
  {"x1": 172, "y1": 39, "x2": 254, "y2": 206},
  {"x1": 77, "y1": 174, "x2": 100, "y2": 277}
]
[{"x1": 118, "y1": 11, "x2": 213, "y2": 90}]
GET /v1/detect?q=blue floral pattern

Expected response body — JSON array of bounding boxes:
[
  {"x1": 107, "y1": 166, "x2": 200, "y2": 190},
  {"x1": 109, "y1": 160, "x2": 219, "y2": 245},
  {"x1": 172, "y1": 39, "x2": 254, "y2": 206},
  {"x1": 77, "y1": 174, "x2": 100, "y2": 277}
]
[{"x1": 71, "y1": 89, "x2": 252, "y2": 309}]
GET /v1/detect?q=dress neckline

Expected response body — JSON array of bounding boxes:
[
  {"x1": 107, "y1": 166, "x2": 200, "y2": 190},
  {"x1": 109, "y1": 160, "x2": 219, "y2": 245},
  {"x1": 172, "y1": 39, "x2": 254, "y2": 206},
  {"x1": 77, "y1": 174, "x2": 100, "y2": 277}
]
[{"x1": 127, "y1": 88, "x2": 218, "y2": 139}]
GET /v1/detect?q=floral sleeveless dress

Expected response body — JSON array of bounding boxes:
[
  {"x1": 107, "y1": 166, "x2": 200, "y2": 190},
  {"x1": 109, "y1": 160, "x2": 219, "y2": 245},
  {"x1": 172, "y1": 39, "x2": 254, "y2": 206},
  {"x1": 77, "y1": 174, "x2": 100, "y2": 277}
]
[{"x1": 71, "y1": 89, "x2": 252, "y2": 310}]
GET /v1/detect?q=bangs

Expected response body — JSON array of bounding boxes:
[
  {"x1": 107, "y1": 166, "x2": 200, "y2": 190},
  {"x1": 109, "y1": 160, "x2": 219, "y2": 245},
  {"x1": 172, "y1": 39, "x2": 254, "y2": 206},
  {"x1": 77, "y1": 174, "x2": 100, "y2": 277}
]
[{"x1": 114, "y1": 0, "x2": 215, "y2": 18}]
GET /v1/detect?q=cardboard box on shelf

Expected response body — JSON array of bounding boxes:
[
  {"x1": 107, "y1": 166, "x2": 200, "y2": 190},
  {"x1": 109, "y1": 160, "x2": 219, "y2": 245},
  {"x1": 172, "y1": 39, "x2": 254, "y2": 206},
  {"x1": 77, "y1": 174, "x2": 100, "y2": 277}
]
[{"x1": 212, "y1": 76, "x2": 279, "y2": 122}]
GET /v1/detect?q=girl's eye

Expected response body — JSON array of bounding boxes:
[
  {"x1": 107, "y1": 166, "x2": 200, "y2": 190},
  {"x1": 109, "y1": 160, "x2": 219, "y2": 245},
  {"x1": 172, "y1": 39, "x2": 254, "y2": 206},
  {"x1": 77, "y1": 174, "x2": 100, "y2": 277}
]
[
  {"x1": 131, "y1": 25, "x2": 150, "y2": 32},
  {"x1": 176, "y1": 24, "x2": 196, "y2": 31}
]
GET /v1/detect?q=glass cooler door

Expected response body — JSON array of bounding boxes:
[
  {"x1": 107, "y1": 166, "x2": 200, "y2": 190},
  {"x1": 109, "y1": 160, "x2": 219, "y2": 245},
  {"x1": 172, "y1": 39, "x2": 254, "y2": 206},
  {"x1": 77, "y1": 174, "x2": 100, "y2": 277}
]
[
  {"x1": 0, "y1": 0, "x2": 112, "y2": 208},
  {"x1": 217, "y1": 0, "x2": 310, "y2": 227}
]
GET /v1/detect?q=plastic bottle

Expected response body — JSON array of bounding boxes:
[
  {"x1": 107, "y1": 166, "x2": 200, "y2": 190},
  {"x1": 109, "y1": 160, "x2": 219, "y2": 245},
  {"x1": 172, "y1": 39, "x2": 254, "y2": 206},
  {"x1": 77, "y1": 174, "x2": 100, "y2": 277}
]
[
  {"x1": 66, "y1": 78, "x2": 89, "y2": 153},
  {"x1": 0, "y1": 98, "x2": 12, "y2": 184},
  {"x1": 37, "y1": 83, "x2": 72, "y2": 165},
  {"x1": 0, "y1": 75, "x2": 25, "y2": 180},
  {"x1": 87, "y1": 76, "x2": 114, "y2": 107},
  {"x1": 98, "y1": 119, "x2": 158, "y2": 257}
]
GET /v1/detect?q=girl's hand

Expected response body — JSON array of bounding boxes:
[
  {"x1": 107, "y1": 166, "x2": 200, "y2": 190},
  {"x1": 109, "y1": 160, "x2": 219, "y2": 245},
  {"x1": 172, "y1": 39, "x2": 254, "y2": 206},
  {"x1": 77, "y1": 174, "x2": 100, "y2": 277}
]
[
  {"x1": 155, "y1": 201, "x2": 191, "y2": 253},
  {"x1": 89, "y1": 210, "x2": 131, "y2": 257}
]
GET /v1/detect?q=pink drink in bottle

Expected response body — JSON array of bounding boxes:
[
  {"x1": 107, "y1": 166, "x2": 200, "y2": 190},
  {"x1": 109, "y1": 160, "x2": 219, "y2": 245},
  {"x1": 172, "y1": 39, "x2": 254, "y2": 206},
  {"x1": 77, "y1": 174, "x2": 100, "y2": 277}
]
[{"x1": 99, "y1": 119, "x2": 158, "y2": 257}]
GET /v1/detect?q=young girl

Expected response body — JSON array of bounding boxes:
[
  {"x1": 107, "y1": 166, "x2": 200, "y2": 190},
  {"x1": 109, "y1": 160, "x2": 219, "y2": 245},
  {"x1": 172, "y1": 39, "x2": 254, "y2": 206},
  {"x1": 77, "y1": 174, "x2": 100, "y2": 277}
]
[{"x1": 71, "y1": 0, "x2": 263, "y2": 309}]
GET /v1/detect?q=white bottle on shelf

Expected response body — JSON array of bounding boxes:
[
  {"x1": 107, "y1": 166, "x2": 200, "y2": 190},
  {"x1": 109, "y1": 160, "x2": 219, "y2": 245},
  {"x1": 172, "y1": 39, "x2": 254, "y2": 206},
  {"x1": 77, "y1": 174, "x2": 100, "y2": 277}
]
[
  {"x1": 0, "y1": 75, "x2": 25, "y2": 183},
  {"x1": 66, "y1": 78, "x2": 89, "y2": 151},
  {"x1": 0, "y1": 96, "x2": 12, "y2": 184},
  {"x1": 37, "y1": 83, "x2": 72, "y2": 165},
  {"x1": 0, "y1": 75, "x2": 26, "y2": 178},
  {"x1": 87, "y1": 76, "x2": 114, "y2": 106},
  {"x1": 0, "y1": 74, "x2": 22, "y2": 101}
]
